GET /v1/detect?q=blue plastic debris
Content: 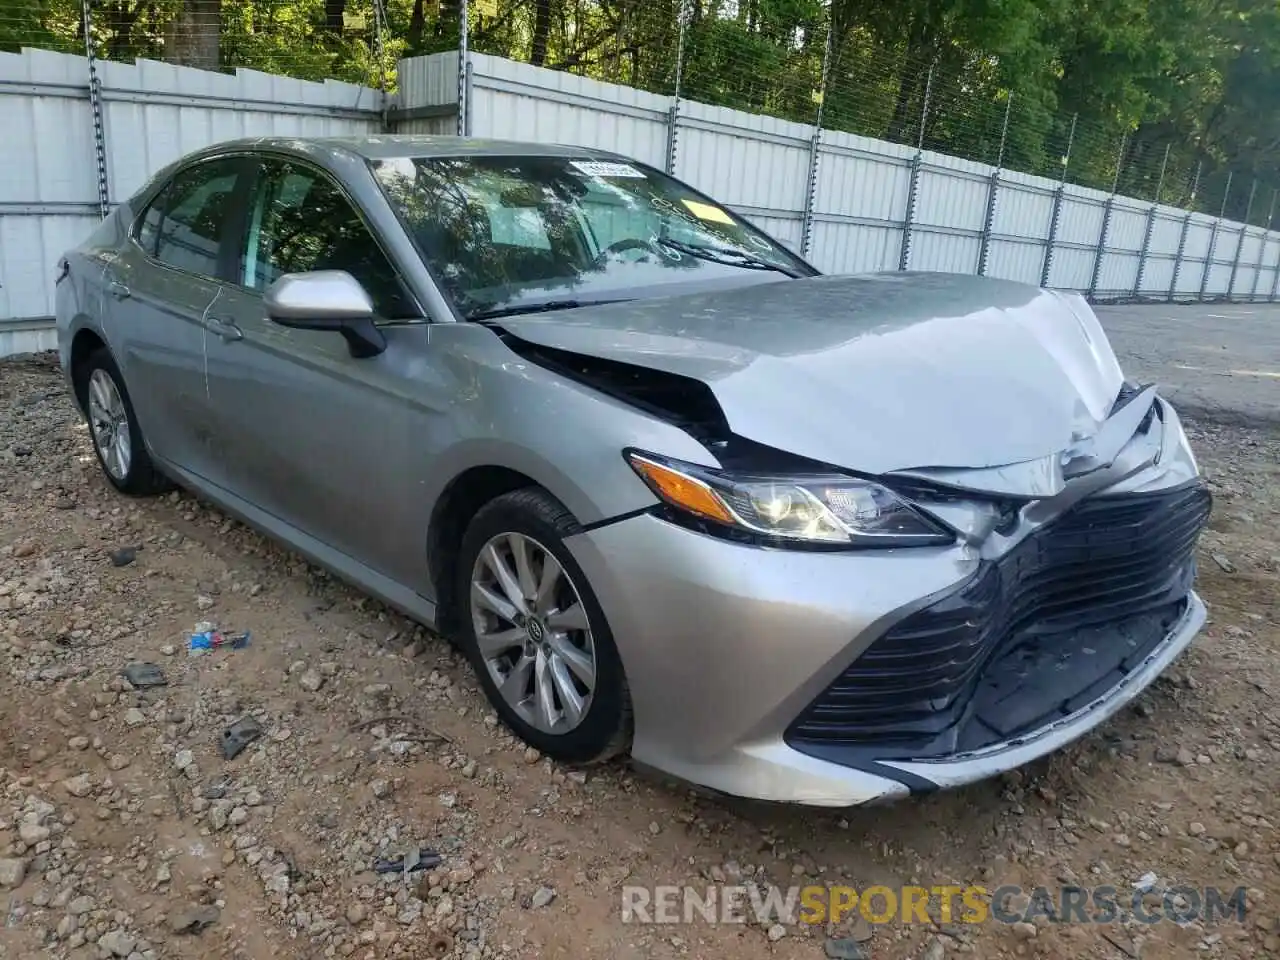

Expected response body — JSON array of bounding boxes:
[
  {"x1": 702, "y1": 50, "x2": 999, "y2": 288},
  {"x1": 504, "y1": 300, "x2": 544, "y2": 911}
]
[{"x1": 189, "y1": 621, "x2": 251, "y2": 654}]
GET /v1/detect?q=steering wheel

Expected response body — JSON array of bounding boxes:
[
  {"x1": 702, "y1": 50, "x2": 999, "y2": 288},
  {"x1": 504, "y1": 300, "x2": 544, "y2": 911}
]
[{"x1": 592, "y1": 238, "x2": 656, "y2": 266}]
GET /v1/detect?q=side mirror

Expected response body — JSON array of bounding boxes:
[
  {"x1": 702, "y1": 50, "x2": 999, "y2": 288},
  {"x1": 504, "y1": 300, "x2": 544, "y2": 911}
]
[{"x1": 264, "y1": 271, "x2": 386, "y2": 358}]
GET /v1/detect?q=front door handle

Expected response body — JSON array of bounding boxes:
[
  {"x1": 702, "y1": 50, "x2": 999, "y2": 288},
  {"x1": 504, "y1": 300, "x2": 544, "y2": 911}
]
[
  {"x1": 107, "y1": 279, "x2": 131, "y2": 300},
  {"x1": 209, "y1": 317, "x2": 243, "y2": 342}
]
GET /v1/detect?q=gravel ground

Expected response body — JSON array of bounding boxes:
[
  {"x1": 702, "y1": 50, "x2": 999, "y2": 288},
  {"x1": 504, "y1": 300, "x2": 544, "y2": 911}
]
[{"x1": 1, "y1": 350, "x2": 1277, "y2": 960}]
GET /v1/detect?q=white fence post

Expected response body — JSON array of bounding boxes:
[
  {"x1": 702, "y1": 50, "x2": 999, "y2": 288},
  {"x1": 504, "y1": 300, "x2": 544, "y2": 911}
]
[
  {"x1": 897, "y1": 62, "x2": 933, "y2": 272},
  {"x1": 1168, "y1": 162, "x2": 1201, "y2": 301},
  {"x1": 1271, "y1": 234, "x2": 1280, "y2": 301},
  {"x1": 976, "y1": 93, "x2": 1012, "y2": 277},
  {"x1": 1040, "y1": 114, "x2": 1076, "y2": 288},
  {"x1": 457, "y1": 0, "x2": 470, "y2": 136},
  {"x1": 1249, "y1": 188, "x2": 1276, "y2": 301},
  {"x1": 1227, "y1": 178, "x2": 1257, "y2": 298},
  {"x1": 1132, "y1": 143, "x2": 1169, "y2": 298},
  {"x1": 665, "y1": 0, "x2": 689, "y2": 175},
  {"x1": 1087, "y1": 133, "x2": 1126, "y2": 301},
  {"x1": 1199, "y1": 171, "x2": 1231, "y2": 301},
  {"x1": 800, "y1": 21, "x2": 834, "y2": 259}
]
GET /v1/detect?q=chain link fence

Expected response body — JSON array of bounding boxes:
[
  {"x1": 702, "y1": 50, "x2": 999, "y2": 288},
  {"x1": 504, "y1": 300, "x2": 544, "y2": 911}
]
[{"x1": 452, "y1": 0, "x2": 1275, "y2": 232}]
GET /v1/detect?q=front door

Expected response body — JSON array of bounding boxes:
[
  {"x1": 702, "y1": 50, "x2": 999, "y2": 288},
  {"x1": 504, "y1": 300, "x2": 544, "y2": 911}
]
[{"x1": 202, "y1": 155, "x2": 439, "y2": 581}]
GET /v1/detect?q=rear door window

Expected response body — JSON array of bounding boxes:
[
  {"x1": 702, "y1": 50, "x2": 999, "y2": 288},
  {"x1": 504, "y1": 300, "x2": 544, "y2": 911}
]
[{"x1": 150, "y1": 159, "x2": 244, "y2": 278}]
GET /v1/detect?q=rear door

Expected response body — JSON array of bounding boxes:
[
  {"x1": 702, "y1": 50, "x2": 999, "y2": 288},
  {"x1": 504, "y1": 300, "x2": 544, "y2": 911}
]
[{"x1": 105, "y1": 156, "x2": 252, "y2": 480}]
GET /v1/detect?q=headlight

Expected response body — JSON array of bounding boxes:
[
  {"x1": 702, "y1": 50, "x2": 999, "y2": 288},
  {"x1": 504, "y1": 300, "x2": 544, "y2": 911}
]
[{"x1": 625, "y1": 450, "x2": 954, "y2": 548}]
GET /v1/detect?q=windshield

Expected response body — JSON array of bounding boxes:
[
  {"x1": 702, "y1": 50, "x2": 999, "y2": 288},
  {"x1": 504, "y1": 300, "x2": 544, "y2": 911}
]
[{"x1": 370, "y1": 154, "x2": 814, "y2": 319}]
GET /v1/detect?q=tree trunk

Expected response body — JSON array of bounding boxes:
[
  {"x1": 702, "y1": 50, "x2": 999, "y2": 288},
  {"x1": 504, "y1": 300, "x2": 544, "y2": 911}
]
[
  {"x1": 883, "y1": 11, "x2": 936, "y2": 144},
  {"x1": 164, "y1": 0, "x2": 221, "y2": 71},
  {"x1": 408, "y1": 0, "x2": 425, "y2": 50},
  {"x1": 436, "y1": 0, "x2": 462, "y2": 39},
  {"x1": 885, "y1": 69, "x2": 924, "y2": 143},
  {"x1": 325, "y1": 0, "x2": 345, "y2": 36},
  {"x1": 102, "y1": 0, "x2": 148, "y2": 61},
  {"x1": 531, "y1": 0, "x2": 552, "y2": 65}
]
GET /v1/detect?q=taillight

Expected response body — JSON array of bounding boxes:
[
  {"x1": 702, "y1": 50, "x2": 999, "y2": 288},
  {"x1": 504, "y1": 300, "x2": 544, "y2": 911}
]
[{"x1": 55, "y1": 258, "x2": 70, "y2": 285}]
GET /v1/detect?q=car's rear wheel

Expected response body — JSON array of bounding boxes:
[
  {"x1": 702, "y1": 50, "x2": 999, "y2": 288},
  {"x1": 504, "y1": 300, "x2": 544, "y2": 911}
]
[
  {"x1": 79, "y1": 348, "x2": 172, "y2": 496},
  {"x1": 456, "y1": 488, "x2": 632, "y2": 764}
]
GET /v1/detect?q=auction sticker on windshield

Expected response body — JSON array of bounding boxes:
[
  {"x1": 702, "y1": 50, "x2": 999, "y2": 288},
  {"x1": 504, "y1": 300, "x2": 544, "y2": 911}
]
[
  {"x1": 681, "y1": 199, "x2": 736, "y2": 225},
  {"x1": 571, "y1": 160, "x2": 646, "y2": 178}
]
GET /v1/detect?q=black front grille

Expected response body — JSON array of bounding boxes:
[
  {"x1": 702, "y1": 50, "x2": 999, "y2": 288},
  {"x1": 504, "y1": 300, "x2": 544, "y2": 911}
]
[{"x1": 787, "y1": 481, "x2": 1211, "y2": 758}]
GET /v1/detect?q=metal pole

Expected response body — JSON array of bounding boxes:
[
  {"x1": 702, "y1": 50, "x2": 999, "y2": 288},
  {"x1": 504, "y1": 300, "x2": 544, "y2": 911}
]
[
  {"x1": 801, "y1": 20, "x2": 834, "y2": 259},
  {"x1": 1040, "y1": 113, "x2": 1076, "y2": 288},
  {"x1": 456, "y1": 0, "x2": 469, "y2": 136},
  {"x1": 1132, "y1": 143, "x2": 1169, "y2": 298},
  {"x1": 1199, "y1": 170, "x2": 1232, "y2": 301},
  {"x1": 977, "y1": 92, "x2": 1013, "y2": 277},
  {"x1": 1087, "y1": 133, "x2": 1126, "y2": 300},
  {"x1": 1270, "y1": 224, "x2": 1280, "y2": 302},
  {"x1": 373, "y1": 0, "x2": 391, "y2": 131},
  {"x1": 665, "y1": 0, "x2": 689, "y2": 175},
  {"x1": 897, "y1": 62, "x2": 934, "y2": 272},
  {"x1": 81, "y1": 0, "x2": 110, "y2": 220},
  {"x1": 1169, "y1": 161, "x2": 1201, "y2": 301},
  {"x1": 1227, "y1": 178, "x2": 1257, "y2": 299},
  {"x1": 1249, "y1": 188, "x2": 1276, "y2": 301}
]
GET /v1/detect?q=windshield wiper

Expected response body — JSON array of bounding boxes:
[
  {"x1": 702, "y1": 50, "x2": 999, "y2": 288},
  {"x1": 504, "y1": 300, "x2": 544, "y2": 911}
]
[
  {"x1": 467, "y1": 297, "x2": 634, "y2": 321},
  {"x1": 655, "y1": 237, "x2": 799, "y2": 277}
]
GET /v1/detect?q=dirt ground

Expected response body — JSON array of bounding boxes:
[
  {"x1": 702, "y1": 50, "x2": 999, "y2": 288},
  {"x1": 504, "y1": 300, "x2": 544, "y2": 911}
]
[{"x1": 1, "y1": 349, "x2": 1277, "y2": 960}]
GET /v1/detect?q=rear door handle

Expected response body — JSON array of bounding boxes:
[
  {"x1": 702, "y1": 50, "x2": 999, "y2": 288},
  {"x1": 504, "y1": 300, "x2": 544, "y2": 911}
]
[
  {"x1": 208, "y1": 317, "x2": 243, "y2": 342},
  {"x1": 107, "y1": 279, "x2": 130, "y2": 300}
]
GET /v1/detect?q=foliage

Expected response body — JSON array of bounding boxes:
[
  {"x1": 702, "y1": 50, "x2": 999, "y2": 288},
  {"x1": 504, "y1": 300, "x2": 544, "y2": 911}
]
[{"x1": 3, "y1": 0, "x2": 1279, "y2": 217}]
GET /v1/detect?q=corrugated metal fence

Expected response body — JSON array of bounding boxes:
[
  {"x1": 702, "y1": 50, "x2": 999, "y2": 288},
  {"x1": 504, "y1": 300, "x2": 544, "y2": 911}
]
[
  {"x1": 402, "y1": 51, "x2": 1280, "y2": 307},
  {"x1": 2, "y1": 45, "x2": 1277, "y2": 356},
  {"x1": 0, "y1": 47, "x2": 383, "y2": 356}
]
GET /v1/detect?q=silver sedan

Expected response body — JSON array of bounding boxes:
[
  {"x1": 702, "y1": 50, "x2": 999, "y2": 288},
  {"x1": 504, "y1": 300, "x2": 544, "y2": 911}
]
[{"x1": 55, "y1": 136, "x2": 1211, "y2": 806}]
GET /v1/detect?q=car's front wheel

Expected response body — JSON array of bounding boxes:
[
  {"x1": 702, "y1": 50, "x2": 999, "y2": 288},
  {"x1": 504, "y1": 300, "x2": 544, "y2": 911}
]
[
  {"x1": 77, "y1": 348, "x2": 172, "y2": 496},
  {"x1": 456, "y1": 488, "x2": 632, "y2": 764}
]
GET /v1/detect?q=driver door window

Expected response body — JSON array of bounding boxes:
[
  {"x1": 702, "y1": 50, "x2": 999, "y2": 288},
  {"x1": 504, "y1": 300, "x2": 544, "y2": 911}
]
[{"x1": 240, "y1": 160, "x2": 417, "y2": 319}]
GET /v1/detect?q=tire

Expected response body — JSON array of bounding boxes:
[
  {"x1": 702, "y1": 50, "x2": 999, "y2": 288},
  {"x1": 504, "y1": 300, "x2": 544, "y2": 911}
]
[
  {"x1": 78, "y1": 347, "x2": 172, "y2": 496},
  {"x1": 456, "y1": 487, "x2": 632, "y2": 764}
]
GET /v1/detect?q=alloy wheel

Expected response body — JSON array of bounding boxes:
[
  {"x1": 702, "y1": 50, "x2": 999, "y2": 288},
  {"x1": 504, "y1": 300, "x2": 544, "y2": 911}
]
[
  {"x1": 87, "y1": 367, "x2": 132, "y2": 481},
  {"x1": 469, "y1": 532, "x2": 597, "y2": 735}
]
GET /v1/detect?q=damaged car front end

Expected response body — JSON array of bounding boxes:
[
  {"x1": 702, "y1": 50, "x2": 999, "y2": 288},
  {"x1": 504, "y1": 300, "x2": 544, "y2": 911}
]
[{"x1": 494, "y1": 273, "x2": 1211, "y2": 807}]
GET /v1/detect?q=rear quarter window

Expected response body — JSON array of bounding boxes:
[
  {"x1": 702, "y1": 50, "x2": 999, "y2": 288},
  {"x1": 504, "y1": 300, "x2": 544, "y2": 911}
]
[{"x1": 135, "y1": 186, "x2": 168, "y2": 257}]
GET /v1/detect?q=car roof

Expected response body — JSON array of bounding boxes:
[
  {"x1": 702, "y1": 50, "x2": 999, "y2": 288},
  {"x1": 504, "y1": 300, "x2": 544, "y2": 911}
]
[{"x1": 199, "y1": 135, "x2": 631, "y2": 163}]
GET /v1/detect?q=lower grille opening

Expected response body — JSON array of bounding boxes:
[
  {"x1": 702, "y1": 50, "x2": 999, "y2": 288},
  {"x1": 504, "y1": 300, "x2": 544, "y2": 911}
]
[{"x1": 786, "y1": 481, "x2": 1211, "y2": 763}]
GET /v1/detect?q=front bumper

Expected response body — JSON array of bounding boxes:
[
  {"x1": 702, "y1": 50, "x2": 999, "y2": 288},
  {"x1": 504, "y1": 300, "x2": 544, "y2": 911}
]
[{"x1": 566, "y1": 476, "x2": 1209, "y2": 807}]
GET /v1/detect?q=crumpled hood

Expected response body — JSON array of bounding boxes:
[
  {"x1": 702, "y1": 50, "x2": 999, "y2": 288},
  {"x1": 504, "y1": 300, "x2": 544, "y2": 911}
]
[{"x1": 498, "y1": 272, "x2": 1127, "y2": 475}]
